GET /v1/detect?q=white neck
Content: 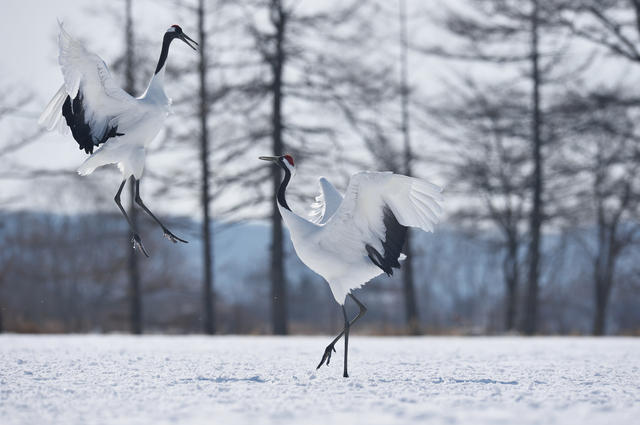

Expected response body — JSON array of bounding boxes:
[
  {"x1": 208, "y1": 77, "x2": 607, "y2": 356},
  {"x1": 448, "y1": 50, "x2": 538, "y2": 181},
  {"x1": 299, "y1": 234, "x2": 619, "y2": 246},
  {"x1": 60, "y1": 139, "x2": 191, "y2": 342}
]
[
  {"x1": 140, "y1": 67, "x2": 169, "y2": 103},
  {"x1": 278, "y1": 199, "x2": 318, "y2": 242}
]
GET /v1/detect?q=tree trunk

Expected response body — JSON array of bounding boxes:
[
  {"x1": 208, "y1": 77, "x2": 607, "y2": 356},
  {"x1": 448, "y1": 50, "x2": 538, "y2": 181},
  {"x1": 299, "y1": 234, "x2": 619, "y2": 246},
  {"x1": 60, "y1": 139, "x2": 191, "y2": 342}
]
[
  {"x1": 125, "y1": 0, "x2": 142, "y2": 335},
  {"x1": 399, "y1": 0, "x2": 420, "y2": 335},
  {"x1": 592, "y1": 279, "x2": 608, "y2": 336},
  {"x1": 402, "y1": 233, "x2": 420, "y2": 334},
  {"x1": 198, "y1": 0, "x2": 215, "y2": 335},
  {"x1": 524, "y1": 0, "x2": 542, "y2": 336},
  {"x1": 270, "y1": 0, "x2": 288, "y2": 335},
  {"x1": 504, "y1": 239, "x2": 518, "y2": 331},
  {"x1": 506, "y1": 279, "x2": 517, "y2": 332},
  {"x1": 0, "y1": 271, "x2": 3, "y2": 333},
  {"x1": 592, "y1": 228, "x2": 616, "y2": 336},
  {"x1": 592, "y1": 253, "x2": 612, "y2": 336}
]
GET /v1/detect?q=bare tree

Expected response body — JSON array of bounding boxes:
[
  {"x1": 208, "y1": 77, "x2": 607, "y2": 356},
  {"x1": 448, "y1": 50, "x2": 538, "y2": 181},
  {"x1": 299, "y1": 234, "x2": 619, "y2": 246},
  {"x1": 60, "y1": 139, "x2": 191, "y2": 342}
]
[
  {"x1": 153, "y1": 0, "x2": 240, "y2": 334},
  {"x1": 525, "y1": 0, "x2": 544, "y2": 336},
  {"x1": 549, "y1": 2, "x2": 640, "y2": 334},
  {"x1": 0, "y1": 221, "x2": 7, "y2": 333},
  {"x1": 230, "y1": 0, "x2": 370, "y2": 335},
  {"x1": 193, "y1": 0, "x2": 216, "y2": 335},
  {"x1": 556, "y1": 0, "x2": 640, "y2": 63},
  {"x1": 266, "y1": 0, "x2": 288, "y2": 335},
  {"x1": 425, "y1": 0, "x2": 572, "y2": 333},
  {"x1": 429, "y1": 78, "x2": 530, "y2": 332},
  {"x1": 554, "y1": 88, "x2": 640, "y2": 335},
  {"x1": 398, "y1": 0, "x2": 420, "y2": 335},
  {"x1": 124, "y1": 0, "x2": 143, "y2": 335}
]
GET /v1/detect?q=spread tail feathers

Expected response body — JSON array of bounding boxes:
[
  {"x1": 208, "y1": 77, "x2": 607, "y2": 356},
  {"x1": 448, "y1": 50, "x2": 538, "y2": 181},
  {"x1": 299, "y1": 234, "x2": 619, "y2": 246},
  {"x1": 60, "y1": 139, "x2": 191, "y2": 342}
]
[
  {"x1": 77, "y1": 161, "x2": 96, "y2": 176},
  {"x1": 38, "y1": 85, "x2": 68, "y2": 132},
  {"x1": 77, "y1": 154, "x2": 103, "y2": 176}
]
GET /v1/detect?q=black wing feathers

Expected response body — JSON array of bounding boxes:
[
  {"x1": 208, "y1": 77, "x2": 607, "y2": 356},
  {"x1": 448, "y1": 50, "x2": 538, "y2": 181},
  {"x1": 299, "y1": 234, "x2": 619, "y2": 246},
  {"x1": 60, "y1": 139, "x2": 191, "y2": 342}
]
[
  {"x1": 61, "y1": 92, "x2": 123, "y2": 154},
  {"x1": 366, "y1": 205, "x2": 408, "y2": 276},
  {"x1": 62, "y1": 93, "x2": 92, "y2": 153}
]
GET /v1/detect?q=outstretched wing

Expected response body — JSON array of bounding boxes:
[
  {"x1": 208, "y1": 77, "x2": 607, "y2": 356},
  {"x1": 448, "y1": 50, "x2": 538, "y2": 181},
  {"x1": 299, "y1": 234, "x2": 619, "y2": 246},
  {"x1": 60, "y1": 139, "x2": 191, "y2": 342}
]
[
  {"x1": 38, "y1": 22, "x2": 138, "y2": 154},
  {"x1": 308, "y1": 177, "x2": 344, "y2": 225},
  {"x1": 320, "y1": 171, "x2": 443, "y2": 276}
]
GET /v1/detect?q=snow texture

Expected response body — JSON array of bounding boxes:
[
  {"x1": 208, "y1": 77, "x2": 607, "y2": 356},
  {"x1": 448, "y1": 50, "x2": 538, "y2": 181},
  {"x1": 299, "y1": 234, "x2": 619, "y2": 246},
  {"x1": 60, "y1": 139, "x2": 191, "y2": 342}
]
[{"x1": 1, "y1": 335, "x2": 638, "y2": 425}]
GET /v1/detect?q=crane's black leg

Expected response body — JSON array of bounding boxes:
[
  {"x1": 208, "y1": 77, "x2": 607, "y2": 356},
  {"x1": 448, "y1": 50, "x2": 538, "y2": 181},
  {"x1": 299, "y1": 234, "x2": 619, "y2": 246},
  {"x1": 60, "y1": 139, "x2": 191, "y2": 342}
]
[
  {"x1": 343, "y1": 305, "x2": 350, "y2": 378},
  {"x1": 114, "y1": 179, "x2": 149, "y2": 257},
  {"x1": 134, "y1": 179, "x2": 188, "y2": 244},
  {"x1": 317, "y1": 293, "x2": 367, "y2": 376}
]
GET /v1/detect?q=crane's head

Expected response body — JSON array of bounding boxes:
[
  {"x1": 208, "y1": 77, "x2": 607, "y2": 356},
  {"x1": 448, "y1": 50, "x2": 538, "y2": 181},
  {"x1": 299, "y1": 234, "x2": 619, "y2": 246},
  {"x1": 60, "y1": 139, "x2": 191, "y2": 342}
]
[
  {"x1": 166, "y1": 24, "x2": 198, "y2": 51},
  {"x1": 259, "y1": 154, "x2": 296, "y2": 176}
]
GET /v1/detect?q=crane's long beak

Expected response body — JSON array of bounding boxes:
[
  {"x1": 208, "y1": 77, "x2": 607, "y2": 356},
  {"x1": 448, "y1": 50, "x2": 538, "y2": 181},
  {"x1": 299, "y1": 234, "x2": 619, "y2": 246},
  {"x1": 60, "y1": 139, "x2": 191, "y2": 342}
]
[
  {"x1": 259, "y1": 156, "x2": 279, "y2": 163},
  {"x1": 180, "y1": 33, "x2": 198, "y2": 51}
]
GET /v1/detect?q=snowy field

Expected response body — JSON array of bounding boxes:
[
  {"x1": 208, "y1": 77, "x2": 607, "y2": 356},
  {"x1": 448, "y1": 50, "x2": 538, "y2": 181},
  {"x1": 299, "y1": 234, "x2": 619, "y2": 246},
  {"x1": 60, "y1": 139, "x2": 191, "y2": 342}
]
[{"x1": 1, "y1": 335, "x2": 639, "y2": 425}]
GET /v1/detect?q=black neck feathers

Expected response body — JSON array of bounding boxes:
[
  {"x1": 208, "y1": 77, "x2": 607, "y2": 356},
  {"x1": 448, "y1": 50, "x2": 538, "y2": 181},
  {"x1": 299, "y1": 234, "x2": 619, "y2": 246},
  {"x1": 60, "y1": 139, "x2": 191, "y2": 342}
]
[
  {"x1": 277, "y1": 165, "x2": 292, "y2": 211},
  {"x1": 154, "y1": 33, "x2": 174, "y2": 74}
]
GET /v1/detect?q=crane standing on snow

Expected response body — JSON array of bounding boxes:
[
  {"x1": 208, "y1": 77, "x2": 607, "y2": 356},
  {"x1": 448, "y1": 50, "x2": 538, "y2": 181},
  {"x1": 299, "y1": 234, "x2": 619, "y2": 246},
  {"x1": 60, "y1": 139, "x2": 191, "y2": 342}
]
[
  {"x1": 259, "y1": 154, "x2": 443, "y2": 377},
  {"x1": 39, "y1": 23, "x2": 198, "y2": 256}
]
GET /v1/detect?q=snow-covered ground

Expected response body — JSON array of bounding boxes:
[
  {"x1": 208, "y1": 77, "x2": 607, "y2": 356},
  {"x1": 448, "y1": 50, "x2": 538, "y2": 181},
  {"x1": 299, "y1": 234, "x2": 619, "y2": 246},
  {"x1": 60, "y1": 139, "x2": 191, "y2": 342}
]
[{"x1": 1, "y1": 335, "x2": 638, "y2": 425}]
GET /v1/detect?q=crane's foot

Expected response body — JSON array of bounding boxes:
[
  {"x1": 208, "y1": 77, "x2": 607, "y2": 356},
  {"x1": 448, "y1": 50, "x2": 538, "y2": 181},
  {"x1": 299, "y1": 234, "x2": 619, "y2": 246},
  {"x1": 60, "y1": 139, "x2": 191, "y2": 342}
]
[
  {"x1": 316, "y1": 343, "x2": 336, "y2": 369},
  {"x1": 132, "y1": 234, "x2": 150, "y2": 257},
  {"x1": 163, "y1": 228, "x2": 188, "y2": 244}
]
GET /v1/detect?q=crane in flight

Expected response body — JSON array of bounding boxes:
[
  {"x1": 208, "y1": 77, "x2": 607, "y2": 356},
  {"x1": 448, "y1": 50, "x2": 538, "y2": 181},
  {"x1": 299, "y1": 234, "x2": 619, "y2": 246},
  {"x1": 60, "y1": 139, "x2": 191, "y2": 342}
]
[
  {"x1": 39, "y1": 22, "x2": 198, "y2": 256},
  {"x1": 260, "y1": 154, "x2": 443, "y2": 377}
]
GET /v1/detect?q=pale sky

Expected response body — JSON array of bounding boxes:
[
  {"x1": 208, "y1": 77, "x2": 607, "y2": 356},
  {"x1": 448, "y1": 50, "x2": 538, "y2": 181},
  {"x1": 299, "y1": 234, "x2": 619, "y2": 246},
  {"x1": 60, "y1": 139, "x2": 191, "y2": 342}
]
[
  {"x1": 1, "y1": 0, "x2": 634, "y2": 220},
  {"x1": 2, "y1": 0, "x2": 455, "y2": 218}
]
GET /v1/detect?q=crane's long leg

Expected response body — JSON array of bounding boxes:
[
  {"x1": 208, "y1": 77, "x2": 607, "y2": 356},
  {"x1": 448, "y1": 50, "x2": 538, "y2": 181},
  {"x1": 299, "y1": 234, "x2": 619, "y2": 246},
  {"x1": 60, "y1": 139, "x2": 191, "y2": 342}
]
[
  {"x1": 114, "y1": 179, "x2": 149, "y2": 258},
  {"x1": 134, "y1": 179, "x2": 188, "y2": 244},
  {"x1": 316, "y1": 293, "x2": 367, "y2": 376},
  {"x1": 343, "y1": 305, "x2": 350, "y2": 378}
]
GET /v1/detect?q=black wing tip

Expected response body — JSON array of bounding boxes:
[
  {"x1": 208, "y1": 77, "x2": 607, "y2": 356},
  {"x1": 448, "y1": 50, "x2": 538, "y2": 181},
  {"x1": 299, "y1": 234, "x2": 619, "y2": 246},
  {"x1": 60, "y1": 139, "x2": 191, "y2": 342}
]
[
  {"x1": 61, "y1": 92, "x2": 119, "y2": 155},
  {"x1": 366, "y1": 206, "x2": 408, "y2": 275},
  {"x1": 366, "y1": 244, "x2": 391, "y2": 275}
]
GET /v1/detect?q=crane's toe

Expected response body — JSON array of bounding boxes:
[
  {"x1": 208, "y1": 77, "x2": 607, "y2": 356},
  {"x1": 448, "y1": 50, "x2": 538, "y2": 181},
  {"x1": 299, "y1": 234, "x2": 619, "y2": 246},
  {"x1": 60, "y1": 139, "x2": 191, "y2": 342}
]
[
  {"x1": 316, "y1": 343, "x2": 337, "y2": 369},
  {"x1": 131, "y1": 234, "x2": 150, "y2": 257},
  {"x1": 163, "y1": 229, "x2": 188, "y2": 244}
]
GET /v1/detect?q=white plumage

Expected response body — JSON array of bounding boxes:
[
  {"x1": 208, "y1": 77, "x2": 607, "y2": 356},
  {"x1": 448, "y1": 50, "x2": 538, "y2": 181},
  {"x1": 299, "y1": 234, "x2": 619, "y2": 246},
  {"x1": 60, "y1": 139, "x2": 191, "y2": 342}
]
[
  {"x1": 284, "y1": 171, "x2": 443, "y2": 304},
  {"x1": 261, "y1": 154, "x2": 443, "y2": 376},
  {"x1": 39, "y1": 22, "x2": 170, "y2": 180},
  {"x1": 39, "y1": 22, "x2": 197, "y2": 255},
  {"x1": 308, "y1": 177, "x2": 344, "y2": 225}
]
